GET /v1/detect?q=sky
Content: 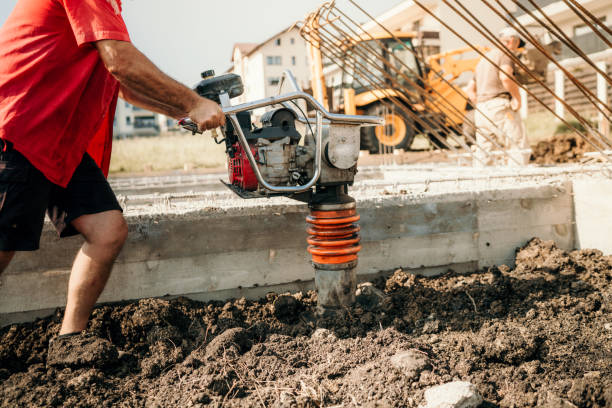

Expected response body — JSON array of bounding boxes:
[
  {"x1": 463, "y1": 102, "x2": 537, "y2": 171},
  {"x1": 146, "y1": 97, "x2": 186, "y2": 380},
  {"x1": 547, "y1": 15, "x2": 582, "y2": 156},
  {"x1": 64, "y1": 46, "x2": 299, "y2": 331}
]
[{"x1": 0, "y1": 0, "x2": 402, "y2": 85}]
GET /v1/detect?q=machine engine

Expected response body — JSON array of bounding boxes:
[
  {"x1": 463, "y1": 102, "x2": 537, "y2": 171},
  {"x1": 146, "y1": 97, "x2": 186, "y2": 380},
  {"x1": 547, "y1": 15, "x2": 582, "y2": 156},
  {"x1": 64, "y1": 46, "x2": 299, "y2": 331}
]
[{"x1": 192, "y1": 71, "x2": 362, "y2": 201}]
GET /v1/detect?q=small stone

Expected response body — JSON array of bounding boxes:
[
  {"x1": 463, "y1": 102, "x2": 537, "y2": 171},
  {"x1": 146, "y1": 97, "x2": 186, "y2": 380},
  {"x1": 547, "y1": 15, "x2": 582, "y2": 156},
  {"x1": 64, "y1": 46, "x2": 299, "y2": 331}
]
[
  {"x1": 390, "y1": 349, "x2": 432, "y2": 380},
  {"x1": 422, "y1": 381, "x2": 483, "y2": 408},
  {"x1": 604, "y1": 323, "x2": 611, "y2": 331}
]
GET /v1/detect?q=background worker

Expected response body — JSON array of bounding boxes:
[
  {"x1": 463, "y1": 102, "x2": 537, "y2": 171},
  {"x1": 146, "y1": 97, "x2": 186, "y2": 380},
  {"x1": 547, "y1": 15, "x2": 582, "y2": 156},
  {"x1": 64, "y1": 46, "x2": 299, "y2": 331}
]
[
  {"x1": 0, "y1": 0, "x2": 224, "y2": 342},
  {"x1": 466, "y1": 27, "x2": 530, "y2": 166}
]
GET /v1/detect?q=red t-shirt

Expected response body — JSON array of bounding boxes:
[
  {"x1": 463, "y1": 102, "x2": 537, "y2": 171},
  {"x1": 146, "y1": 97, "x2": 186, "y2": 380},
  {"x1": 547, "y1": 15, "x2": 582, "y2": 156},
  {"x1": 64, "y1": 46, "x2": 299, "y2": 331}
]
[{"x1": 0, "y1": 0, "x2": 130, "y2": 187}]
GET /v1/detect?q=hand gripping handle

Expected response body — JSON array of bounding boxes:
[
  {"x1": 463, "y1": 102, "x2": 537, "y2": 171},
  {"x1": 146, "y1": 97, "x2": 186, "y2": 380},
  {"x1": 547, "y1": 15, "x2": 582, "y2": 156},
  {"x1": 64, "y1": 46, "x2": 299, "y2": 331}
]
[{"x1": 178, "y1": 118, "x2": 201, "y2": 135}]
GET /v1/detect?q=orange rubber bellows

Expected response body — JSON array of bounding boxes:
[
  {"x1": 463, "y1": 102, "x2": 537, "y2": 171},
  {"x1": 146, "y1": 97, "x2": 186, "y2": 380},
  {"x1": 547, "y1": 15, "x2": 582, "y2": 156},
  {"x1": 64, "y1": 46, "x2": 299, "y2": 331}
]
[{"x1": 306, "y1": 207, "x2": 361, "y2": 265}]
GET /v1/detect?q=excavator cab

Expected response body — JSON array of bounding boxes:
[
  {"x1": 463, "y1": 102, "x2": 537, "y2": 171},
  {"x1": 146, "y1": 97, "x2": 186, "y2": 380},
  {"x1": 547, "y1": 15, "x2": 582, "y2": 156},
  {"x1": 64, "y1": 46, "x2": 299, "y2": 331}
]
[
  {"x1": 330, "y1": 34, "x2": 426, "y2": 153},
  {"x1": 340, "y1": 36, "x2": 422, "y2": 96}
]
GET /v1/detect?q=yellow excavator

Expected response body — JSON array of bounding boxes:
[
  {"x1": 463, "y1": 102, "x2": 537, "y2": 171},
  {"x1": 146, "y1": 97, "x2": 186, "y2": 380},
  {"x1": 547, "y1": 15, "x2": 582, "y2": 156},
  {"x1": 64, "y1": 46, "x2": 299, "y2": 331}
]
[
  {"x1": 306, "y1": 29, "x2": 555, "y2": 153},
  {"x1": 307, "y1": 31, "x2": 480, "y2": 152}
]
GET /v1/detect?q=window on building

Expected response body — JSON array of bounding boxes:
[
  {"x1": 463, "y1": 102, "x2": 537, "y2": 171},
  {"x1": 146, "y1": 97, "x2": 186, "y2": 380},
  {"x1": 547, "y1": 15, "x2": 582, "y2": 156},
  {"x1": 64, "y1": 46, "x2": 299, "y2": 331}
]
[
  {"x1": 266, "y1": 56, "x2": 282, "y2": 65},
  {"x1": 126, "y1": 116, "x2": 131, "y2": 125},
  {"x1": 290, "y1": 38, "x2": 295, "y2": 45},
  {"x1": 124, "y1": 102, "x2": 130, "y2": 108},
  {"x1": 291, "y1": 56, "x2": 296, "y2": 66},
  {"x1": 268, "y1": 77, "x2": 281, "y2": 86},
  {"x1": 573, "y1": 16, "x2": 606, "y2": 37},
  {"x1": 134, "y1": 116, "x2": 157, "y2": 129},
  {"x1": 275, "y1": 38, "x2": 281, "y2": 46}
]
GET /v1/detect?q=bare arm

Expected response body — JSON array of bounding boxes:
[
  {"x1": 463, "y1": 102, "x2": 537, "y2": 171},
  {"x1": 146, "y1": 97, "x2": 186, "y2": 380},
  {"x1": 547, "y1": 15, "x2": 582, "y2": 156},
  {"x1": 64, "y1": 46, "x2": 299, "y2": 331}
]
[
  {"x1": 499, "y1": 63, "x2": 521, "y2": 111},
  {"x1": 96, "y1": 39, "x2": 224, "y2": 130},
  {"x1": 119, "y1": 86, "x2": 184, "y2": 119}
]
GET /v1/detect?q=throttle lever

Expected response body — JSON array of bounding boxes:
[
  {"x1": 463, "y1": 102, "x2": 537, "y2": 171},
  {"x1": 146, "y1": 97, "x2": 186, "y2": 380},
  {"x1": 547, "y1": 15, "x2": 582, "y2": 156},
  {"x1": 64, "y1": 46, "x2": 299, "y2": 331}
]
[{"x1": 179, "y1": 118, "x2": 202, "y2": 135}]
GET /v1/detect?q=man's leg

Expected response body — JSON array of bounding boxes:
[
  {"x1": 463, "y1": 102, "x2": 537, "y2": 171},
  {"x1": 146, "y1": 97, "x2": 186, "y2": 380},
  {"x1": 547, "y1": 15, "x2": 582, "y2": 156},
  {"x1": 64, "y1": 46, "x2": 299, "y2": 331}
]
[
  {"x1": 59, "y1": 210, "x2": 127, "y2": 335},
  {"x1": 0, "y1": 251, "x2": 15, "y2": 274},
  {"x1": 503, "y1": 108, "x2": 530, "y2": 166},
  {"x1": 474, "y1": 102, "x2": 497, "y2": 167}
]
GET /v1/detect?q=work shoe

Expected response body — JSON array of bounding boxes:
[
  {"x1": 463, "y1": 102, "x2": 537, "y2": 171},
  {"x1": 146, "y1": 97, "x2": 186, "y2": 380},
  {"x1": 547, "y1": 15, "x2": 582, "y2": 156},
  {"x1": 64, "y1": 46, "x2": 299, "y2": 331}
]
[{"x1": 47, "y1": 331, "x2": 119, "y2": 369}]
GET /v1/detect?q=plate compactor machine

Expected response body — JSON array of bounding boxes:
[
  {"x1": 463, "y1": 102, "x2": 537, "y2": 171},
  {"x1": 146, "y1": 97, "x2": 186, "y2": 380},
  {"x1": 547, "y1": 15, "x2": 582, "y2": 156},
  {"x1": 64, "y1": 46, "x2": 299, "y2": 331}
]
[{"x1": 180, "y1": 70, "x2": 382, "y2": 314}]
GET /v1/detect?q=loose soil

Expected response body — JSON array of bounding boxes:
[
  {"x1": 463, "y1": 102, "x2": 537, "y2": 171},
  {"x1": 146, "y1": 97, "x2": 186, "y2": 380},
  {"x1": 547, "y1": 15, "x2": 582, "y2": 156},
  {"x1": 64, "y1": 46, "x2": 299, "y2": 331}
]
[
  {"x1": 1, "y1": 238, "x2": 610, "y2": 407},
  {"x1": 530, "y1": 134, "x2": 593, "y2": 165}
]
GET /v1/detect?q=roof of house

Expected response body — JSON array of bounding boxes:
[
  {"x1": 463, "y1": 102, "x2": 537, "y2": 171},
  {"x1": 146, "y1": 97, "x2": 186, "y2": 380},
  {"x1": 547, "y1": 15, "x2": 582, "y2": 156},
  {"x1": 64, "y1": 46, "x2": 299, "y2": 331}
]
[
  {"x1": 231, "y1": 25, "x2": 298, "y2": 61},
  {"x1": 231, "y1": 43, "x2": 258, "y2": 61}
]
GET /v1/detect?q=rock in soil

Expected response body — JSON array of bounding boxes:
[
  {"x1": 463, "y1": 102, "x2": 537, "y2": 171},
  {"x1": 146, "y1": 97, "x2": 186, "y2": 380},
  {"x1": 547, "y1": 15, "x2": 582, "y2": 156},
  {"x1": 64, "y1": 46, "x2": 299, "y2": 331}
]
[
  {"x1": 390, "y1": 349, "x2": 432, "y2": 380},
  {"x1": 422, "y1": 381, "x2": 483, "y2": 408},
  {"x1": 0, "y1": 238, "x2": 611, "y2": 407}
]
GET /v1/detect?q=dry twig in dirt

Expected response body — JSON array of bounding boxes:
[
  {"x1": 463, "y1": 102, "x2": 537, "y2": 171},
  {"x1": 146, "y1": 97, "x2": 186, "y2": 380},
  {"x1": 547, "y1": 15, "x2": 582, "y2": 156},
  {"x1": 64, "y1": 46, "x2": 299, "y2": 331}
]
[{"x1": 464, "y1": 290, "x2": 478, "y2": 313}]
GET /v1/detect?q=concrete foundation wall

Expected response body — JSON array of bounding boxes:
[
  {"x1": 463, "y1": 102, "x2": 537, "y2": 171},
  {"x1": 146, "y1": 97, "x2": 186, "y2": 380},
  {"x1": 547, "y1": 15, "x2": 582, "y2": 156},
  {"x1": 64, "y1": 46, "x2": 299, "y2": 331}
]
[
  {"x1": 0, "y1": 180, "x2": 584, "y2": 326},
  {"x1": 573, "y1": 179, "x2": 612, "y2": 255}
]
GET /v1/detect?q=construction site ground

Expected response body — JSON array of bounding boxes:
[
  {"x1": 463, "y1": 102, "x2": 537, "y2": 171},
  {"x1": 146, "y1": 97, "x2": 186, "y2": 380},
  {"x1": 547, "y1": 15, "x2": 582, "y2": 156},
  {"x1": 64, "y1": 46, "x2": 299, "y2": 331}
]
[
  {"x1": 1, "y1": 136, "x2": 610, "y2": 407},
  {"x1": 108, "y1": 131, "x2": 594, "y2": 178},
  {"x1": 0, "y1": 238, "x2": 610, "y2": 407}
]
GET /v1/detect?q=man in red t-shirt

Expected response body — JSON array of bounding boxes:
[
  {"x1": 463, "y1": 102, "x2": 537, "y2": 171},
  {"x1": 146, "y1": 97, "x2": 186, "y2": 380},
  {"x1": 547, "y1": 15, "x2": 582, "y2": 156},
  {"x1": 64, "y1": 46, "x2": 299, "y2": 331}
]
[{"x1": 0, "y1": 0, "x2": 224, "y2": 340}]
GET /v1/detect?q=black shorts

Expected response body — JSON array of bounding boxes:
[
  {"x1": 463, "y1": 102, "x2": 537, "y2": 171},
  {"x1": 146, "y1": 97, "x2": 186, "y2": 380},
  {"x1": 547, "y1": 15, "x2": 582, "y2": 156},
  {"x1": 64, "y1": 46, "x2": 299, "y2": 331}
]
[{"x1": 0, "y1": 140, "x2": 123, "y2": 251}]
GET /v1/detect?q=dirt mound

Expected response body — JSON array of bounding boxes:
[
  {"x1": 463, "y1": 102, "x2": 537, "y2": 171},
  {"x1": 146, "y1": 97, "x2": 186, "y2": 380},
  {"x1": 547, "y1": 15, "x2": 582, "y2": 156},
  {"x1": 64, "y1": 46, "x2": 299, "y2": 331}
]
[
  {"x1": 531, "y1": 134, "x2": 592, "y2": 164},
  {"x1": 0, "y1": 238, "x2": 610, "y2": 407},
  {"x1": 47, "y1": 333, "x2": 119, "y2": 369}
]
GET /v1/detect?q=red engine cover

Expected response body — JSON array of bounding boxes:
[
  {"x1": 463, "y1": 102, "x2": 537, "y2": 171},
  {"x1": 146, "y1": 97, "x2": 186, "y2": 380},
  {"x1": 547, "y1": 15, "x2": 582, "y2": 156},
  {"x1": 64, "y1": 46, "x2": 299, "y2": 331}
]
[{"x1": 228, "y1": 142, "x2": 259, "y2": 191}]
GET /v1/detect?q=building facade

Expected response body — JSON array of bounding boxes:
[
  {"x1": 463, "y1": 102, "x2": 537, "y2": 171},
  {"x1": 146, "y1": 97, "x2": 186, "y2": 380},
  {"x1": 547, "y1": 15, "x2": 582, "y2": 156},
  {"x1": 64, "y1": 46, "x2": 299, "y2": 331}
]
[
  {"x1": 113, "y1": 99, "x2": 175, "y2": 139},
  {"x1": 230, "y1": 26, "x2": 312, "y2": 118}
]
